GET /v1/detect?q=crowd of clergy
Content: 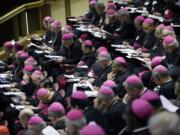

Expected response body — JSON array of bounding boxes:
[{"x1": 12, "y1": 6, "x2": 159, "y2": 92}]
[{"x1": 0, "y1": 0, "x2": 180, "y2": 135}]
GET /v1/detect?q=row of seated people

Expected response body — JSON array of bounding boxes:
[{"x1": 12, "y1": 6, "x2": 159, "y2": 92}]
[{"x1": 0, "y1": 0, "x2": 180, "y2": 135}]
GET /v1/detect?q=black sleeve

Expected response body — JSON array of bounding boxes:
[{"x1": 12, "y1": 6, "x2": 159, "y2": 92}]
[{"x1": 62, "y1": 45, "x2": 82, "y2": 64}]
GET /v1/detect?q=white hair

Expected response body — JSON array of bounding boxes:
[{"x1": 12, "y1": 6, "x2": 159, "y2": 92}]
[{"x1": 149, "y1": 111, "x2": 180, "y2": 135}]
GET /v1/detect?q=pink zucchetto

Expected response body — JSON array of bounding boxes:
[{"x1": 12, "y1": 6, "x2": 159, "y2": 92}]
[
  {"x1": 132, "y1": 99, "x2": 153, "y2": 120},
  {"x1": 156, "y1": 23, "x2": 165, "y2": 30},
  {"x1": 163, "y1": 35, "x2": 177, "y2": 46},
  {"x1": 66, "y1": 109, "x2": 84, "y2": 121},
  {"x1": 31, "y1": 70, "x2": 44, "y2": 80},
  {"x1": 89, "y1": 0, "x2": 97, "y2": 6},
  {"x1": 140, "y1": 90, "x2": 160, "y2": 102},
  {"x1": 19, "y1": 52, "x2": 29, "y2": 59},
  {"x1": 62, "y1": 33, "x2": 74, "y2": 41},
  {"x1": 71, "y1": 91, "x2": 88, "y2": 100},
  {"x1": 99, "y1": 86, "x2": 114, "y2": 95},
  {"x1": 143, "y1": 18, "x2": 154, "y2": 25},
  {"x1": 83, "y1": 40, "x2": 93, "y2": 47},
  {"x1": 153, "y1": 65, "x2": 168, "y2": 74},
  {"x1": 115, "y1": 57, "x2": 127, "y2": 66},
  {"x1": 102, "y1": 80, "x2": 116, "y2": 88},
  {"x1": 97, "y1": 47, "x2": 108, "y2": 54},
  {"x1": 124, "y1": 75, "x2": 143, "y2": 86},
  {"x1": 36, "y1": 88, "x2": 49, "y2": 98},
  {"x1": 135, "y1": 15, "x2": 145, "y2": 23},
  {"x1": 48, "y1": 102, "x2": 65, "y2": 112},
  {"x1": 44, "y1": 16, "x2": 52, "y2": 23},
  {"x1": 80, "y1": 124, "x2": 105, "y2": 135},
  {"x1": 23, "y1": 65, "x2": 34, "y2": 73},
  {"x1": 3, "y1": 41, "x2": 13, "y2": 50},
  {"x1": 118, "y1": 8, "x2": 129, "y2": 16},
  {"x1": 107, "y1": 9, "x2": 117, "y2": 17},
  {"x1": 28, "y1": 116, "x2": 44, "y2": 125},
  {"x1": 24, "y1": 56, "x2": 37, "y2": 66},
  {"x1": 107, "y1": 3, "x2": 116, "y2": 10},
  {"x1": 164, "y1": 25, "x2": 174, "y2": 31},
  {"x1": 151, "y1": 56, "x2": 164, "y2": 67},
  {"x1": 52, "y1": 20, "x2": 61, "y2": 29}
]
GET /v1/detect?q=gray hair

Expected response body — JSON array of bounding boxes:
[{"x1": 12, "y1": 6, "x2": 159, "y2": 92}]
[
  {"x1": 65, "y1": 117, "x2": 87, "y2": 129},
  {"x1": 149, "y1": 111, "x2": 180, "y2": 135},
  {"x1": 97, "y1": 52, "x2": 112, "y2": 62}
]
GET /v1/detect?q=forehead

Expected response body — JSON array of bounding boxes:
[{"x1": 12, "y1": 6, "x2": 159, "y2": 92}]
[{"x1": 143, "y1": 23, "x2": 149, "y2": 28}]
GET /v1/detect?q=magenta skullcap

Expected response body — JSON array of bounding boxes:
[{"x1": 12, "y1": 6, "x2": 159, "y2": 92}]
[
  {"x1": 25, "y1": 56, "x2": 37, "y2": 65},
  {"x1": 36, "y1": 88, "x2": 49, "y2": 97},
  {"x1": 99, "y1": 86, "x2": 114, "y2": 95},
  {"x1": 17, "y1": 50, "x2": 25, "y2": 56},
  {"x1": 14, "y1": 43, "x2": 23, "y2": 51},
  {"x1": 164, "y1": 25, "x2": 174, "y2": 31},
  {"x1": 3, "y1": 41, "x2": 13, "y2": 49},
  {"x1": 97, "y1": 47, "x2": 108, "y2": 54},
  {"x1": 140, "y1": 90, "x2": 160, "y2": 102},
  {"x1": 107, "y1": 9, "x2": 117, "y2": 16},
  {"x1": 64, "y1": 25, "x2": 72, "y2": 31},
  {"x1": 71, "y1": 91, "x2": 88, "y2": 100},
  {"x1": 83, "y1": 40, "x2": 93, "y2": 47},
  {"x1": 44, "y1": 16, "x2": 52, "y2": 22},
  {"x1": 23, "y1": 65, "x2": 34, "y2": 72},
  {"x1": 135, "y1": 15, "x2": 145, "y2": 23},
  {"x1": 102, "y1": 80, "x2": 116, "y2": 88},
  {"x1": 97, "y1": 51, "x2": 111, "y2": 61},
  {"x1": 153, "y1": 65, "x2": 168, "y2": 74},
  {"x1": 156, "y1": 23, "x2": 165, "y2": 30},
  {"x1": 80, "y1": 124, "x2": 105, "y2": 135},
  {"x1": 89, "y1": 0, "x2": 97, "y2": 6},
  {"x1": 31, "y1": 70, "x2": 44, "y2": 80},
  {"x1": 118, "y1": 8, "x2": 129, "y2": 15},
  {"x1": 66, "y1": 109, "x2": 84, "y2": 121},
  {"x1": 62, "y1": 33, "x2": 74, "y2": 41},
  {"x1": 52, "y1": 20, "x2": 61, "y2": 28},
  {"x1": 143, "y1": 18, "x2": 154, "y2": 25},
  {"x1": 48, "y1": 102, "x2": 65, "y2": 112},
  {"x1": 163, "y1": 35, "x2": 176, "y2": 46},
  {"x1": 28, "y1": 116, "x2": 44, "y2": 125},
  {"x1": 115, "y1": 57, "x2": 127, "y2": 65},
  {"x1": 124, "y1": 75, "x2": 143, "y2": 86},
  {"x1": 19, "y1": 52, "x2": 29, "y2": 58},
  {"x1": 107, "y1": 3, "x2": 116, "y2": 9},
  {"x1": 132, "y1": 99, "x2": 153, "y2": 120},
  {"x1": 151, "y1": 56, "x2": 164, "y2": 67}
]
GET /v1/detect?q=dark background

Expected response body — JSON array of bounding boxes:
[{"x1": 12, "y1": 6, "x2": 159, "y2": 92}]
[{"x1": 0, "y1": 0, "x2": 40, "y2": 16}]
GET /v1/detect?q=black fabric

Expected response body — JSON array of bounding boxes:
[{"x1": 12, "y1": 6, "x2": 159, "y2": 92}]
[
  {"x1": 165, "y1": 47, "x2": 180, "y2": 66},
  {"x1": 81, "y1": 51, "x2": 96, "y2": 68},
  {"x1": 104, "y1": 99, "x2": 126, "y2": 135},
  {"x1": 143, "y1": 31, "x2": 156, "y2": 51},
  {"x1": 159, "y1": 80, "x2": 176, "y2": 99},
  {"x1": 54, "y1": 119, "x2": 65, "y2": 130},
  {"x1": 93, "y1": 64, "x2": 112, "y2": 87},
  {"x1": 61, "y1": 41, "x2": 83, "y2": 65}
]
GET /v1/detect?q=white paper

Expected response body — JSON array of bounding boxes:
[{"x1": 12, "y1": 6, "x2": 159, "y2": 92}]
[
  {"x1": 4, "y1": 92, "x2": 24, "y2": 96},
  {"x1": 85, "y1": 91, "x2": 98, "y2": 97},
  {"x1": 42, "y1": 126, "x2": 60, "y2": 135},
  {"x1": 68, "y1": 18, "x2": 78, "y2": 22},
  {"x1": 160, "y1": 95, "x2": 179, "y2": 112},
  {"x1": 64, "y1": 74, "x2": 75, "y2": 79},
  {"x1": 35, "y1": 50, "x2": 43, "y2": 54},
  {"x1": 0, "y1": 84, "x2": 12, "y2": 88}
]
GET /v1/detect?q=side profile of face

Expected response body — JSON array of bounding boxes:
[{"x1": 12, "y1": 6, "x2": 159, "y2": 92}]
[
  {"x1": 112, "y1": 60, "x2": 124, "y2": 74},
  {"x1": 19, "y1": 115, "x2": 28, "y2": 128},
  {"x1": 134, "y1": 20, "x2": 142, "y2": 29},
  {"x1": 175, "y1": 80, "x2": 180, "y2": 96},
  {"x1": 63, "y1": 40, "x2": 73, "y2": 48},
  {"x1": 143, "y1": 23, "x2": 154, "y2": 34},
  {"x1": 155, "y1": 27, "x2": 162, "y2": 39}
]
